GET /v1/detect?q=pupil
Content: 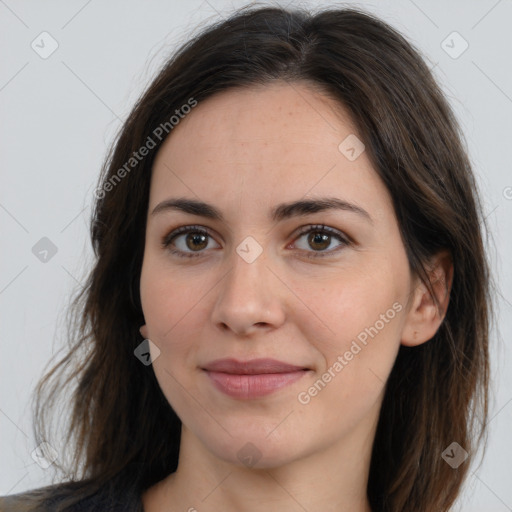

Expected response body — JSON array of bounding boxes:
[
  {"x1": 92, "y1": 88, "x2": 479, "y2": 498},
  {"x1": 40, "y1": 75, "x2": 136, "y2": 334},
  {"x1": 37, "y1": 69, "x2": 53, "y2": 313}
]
[
  {"x1": 309, "y1": 232, "x2": 329, "y2": 250},
  {"x1": 187, "y1": 233, "x2": 207, "y2": 251}
]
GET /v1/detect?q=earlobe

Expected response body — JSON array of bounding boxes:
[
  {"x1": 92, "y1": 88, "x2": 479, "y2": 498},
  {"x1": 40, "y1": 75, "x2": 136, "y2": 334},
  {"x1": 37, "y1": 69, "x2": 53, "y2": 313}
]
[
  {"x1": 401, "y1": 250, "x2": 453, "y2": 347},
  {"x1": 139, "y1": 324, "x2": 149, "y2": 339}
]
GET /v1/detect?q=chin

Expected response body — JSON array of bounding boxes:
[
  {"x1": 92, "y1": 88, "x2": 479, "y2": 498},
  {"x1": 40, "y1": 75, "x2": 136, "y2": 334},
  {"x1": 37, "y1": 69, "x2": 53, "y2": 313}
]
[{"x1": 199, "y1": 429, "x2": 305, "y2": 470}]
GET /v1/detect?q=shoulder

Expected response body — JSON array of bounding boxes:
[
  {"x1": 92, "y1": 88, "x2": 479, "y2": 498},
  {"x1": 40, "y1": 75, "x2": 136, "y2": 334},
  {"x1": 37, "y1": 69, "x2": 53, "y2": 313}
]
[{"x1": 0, "y1": 480, "x2": 143, "y2": 512}]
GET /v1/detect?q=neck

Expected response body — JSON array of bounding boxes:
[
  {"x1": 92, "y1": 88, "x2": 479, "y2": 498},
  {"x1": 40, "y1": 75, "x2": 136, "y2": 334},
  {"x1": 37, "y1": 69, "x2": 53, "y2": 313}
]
[{"x1": 144, "y1": 423, "x2": 376, "y2": 512}]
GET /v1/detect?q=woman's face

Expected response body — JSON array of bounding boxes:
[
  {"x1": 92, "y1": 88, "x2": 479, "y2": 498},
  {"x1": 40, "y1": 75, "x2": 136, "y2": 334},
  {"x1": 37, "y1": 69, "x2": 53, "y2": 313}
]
[{"x1": 140, "y1": 81, "x2": 418, "y2": 468}]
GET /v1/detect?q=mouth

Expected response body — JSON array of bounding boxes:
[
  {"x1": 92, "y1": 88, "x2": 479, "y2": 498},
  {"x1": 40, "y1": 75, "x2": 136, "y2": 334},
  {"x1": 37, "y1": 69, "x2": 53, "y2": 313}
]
[{"x1": 201, "y1": 358, "x2": 311, "y2": 399}]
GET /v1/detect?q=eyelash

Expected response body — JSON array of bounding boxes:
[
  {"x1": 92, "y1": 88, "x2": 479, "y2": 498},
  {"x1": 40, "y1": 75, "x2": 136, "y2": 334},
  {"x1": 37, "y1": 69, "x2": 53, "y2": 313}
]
[{"x1": 161, "y1": 224, "x2": 351, "y2": 260}]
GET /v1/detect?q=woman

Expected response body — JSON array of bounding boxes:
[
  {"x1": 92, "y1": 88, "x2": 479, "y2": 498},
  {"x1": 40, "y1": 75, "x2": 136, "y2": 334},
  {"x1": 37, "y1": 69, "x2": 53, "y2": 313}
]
[{"x1": 0, "y1": 4, "x2": 492, "y2": 511}]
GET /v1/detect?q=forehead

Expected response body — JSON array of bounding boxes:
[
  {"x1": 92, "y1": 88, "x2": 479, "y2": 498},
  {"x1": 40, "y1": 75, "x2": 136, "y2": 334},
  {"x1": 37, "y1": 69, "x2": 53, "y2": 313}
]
[
  {"x1": 159, "y1": 81, "x2": 359, "y2": 155},
  {"x1": 149, "y1": 81, "x2": 392, "y2": 224}
]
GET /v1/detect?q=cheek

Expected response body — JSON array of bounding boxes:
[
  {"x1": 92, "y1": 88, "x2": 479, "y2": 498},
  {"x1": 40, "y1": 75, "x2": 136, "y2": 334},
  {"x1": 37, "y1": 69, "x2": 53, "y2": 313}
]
[
  {"x1": 291, "y1": 268, "x2": 407, "y2": 415},
  {"x1": 140, "y1": 257, "x2": 201, "y2": 338},
  {"x1": 293, "y1": 276, "x2": 405, "y2": 429},
  {"x1": 140, "y1": 271, "x2": 208, "y2": 408},
  {"x1": 140, "y1": 265, "x2": 206, "y2": 411},
  {"x1": 294, "y1": 265, "x2": 406, "y2": 356}
]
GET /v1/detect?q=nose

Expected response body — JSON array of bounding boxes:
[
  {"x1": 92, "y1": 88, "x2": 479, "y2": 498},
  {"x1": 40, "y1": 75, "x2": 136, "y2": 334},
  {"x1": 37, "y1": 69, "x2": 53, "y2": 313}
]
[{"x1": 210, "y1": 246, "x2": 286, "y2": 337}]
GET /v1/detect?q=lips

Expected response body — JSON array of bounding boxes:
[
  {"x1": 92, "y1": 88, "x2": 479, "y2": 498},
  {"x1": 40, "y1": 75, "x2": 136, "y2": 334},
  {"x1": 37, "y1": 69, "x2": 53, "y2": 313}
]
[
  {"x1": 203, "y1": 358, "x2": 307, "y2": 374},
  {"x1": 202, "y1": 358, "x2": 310, "y2": 399}
]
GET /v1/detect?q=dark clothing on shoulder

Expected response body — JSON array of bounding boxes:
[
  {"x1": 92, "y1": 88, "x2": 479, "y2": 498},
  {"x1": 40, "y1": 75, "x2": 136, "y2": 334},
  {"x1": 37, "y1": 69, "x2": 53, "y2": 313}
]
[{"x1": 0, "y1": 480, "x2": 144, "y2": 512}]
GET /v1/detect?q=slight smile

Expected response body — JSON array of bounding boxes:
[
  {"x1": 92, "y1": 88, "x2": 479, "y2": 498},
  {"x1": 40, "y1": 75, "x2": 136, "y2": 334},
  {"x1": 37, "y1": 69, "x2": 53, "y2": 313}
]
[{"x1": 202, "y1": 358, "x2": 312, "y2": 399}]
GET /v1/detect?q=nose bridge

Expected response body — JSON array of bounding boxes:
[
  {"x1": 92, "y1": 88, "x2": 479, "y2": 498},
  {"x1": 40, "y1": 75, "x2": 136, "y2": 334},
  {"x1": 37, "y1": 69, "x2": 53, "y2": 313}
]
[
  {"x1": 223, "y1": 240, "x2": 271, "y2": 306},
  {"x1": 211, "y1": 239, "x2": 284, "y2": 334}
]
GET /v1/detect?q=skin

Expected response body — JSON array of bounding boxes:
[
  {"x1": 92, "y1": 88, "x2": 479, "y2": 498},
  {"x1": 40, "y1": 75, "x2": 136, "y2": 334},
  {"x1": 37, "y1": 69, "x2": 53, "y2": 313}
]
[{"x1": 139, "y1": 81, "x2": 452, "y2": 512}]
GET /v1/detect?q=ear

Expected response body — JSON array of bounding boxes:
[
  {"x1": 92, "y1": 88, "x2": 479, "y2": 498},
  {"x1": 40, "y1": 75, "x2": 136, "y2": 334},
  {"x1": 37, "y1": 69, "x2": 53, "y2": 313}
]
[
  {"x1": 401, "y1": 249, "x2": 453, "y2": 347},
  {"x1": 139, "y1": 324, "x2": 149, "y2": 339}
]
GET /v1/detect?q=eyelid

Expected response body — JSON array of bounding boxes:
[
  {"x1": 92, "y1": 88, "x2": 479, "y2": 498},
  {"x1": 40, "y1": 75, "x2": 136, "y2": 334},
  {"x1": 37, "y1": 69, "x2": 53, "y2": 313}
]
[
  {"x1": 289, "y1": 224, "x2": 351, "y2": 258},
  {"x1": 292, "y1": 224, "x2": 352, "y2": 244},
  {"x1": 161, "y1": 223, "x2": 351, "y2": 258},
  {"x1": 161, "y1": 224, "x2": 216, "y2": 250}
]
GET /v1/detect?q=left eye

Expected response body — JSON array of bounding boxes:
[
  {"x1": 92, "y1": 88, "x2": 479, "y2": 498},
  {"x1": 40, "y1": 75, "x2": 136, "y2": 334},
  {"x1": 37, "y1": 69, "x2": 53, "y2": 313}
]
[
  {"x1": 291, "y1": 225, "x2": 350, "y2": 258},
  {"x1": 162, "y1": 224, "x2": 350, "y2": 259}
]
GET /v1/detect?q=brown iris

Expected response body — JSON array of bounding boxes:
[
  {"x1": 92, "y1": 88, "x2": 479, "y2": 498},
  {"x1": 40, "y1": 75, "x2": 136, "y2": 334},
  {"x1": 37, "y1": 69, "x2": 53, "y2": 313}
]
[
  {"x1": 308, "y1": 231, "x2": 330, "y2": 251},
  {"x1": 185, "y1": 232, "x2": 209, "y2": 251}
]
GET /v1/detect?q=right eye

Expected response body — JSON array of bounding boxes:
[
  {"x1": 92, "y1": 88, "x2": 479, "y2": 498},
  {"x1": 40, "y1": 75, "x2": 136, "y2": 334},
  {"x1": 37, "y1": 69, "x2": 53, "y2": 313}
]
[{"x1": 162, "y1": 225, "x2": 221, "y2": 258}]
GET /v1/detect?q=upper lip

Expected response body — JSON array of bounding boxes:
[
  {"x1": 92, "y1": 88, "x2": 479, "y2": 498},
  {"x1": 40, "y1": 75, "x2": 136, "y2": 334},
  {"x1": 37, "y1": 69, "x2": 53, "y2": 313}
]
[{"x1": 202, "y1": 358, "x2": 308, "y2": 374}]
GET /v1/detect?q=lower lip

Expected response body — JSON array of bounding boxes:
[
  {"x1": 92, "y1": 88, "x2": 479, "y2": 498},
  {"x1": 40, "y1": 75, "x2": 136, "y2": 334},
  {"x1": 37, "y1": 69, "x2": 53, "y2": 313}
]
[{"x1": 204, "y1": 370, "x2": 308, "y2": 399}]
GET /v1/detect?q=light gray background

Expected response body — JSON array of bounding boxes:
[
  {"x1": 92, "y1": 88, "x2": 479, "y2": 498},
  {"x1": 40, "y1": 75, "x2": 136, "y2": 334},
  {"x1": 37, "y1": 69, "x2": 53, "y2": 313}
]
[{"x1": 1, "y1": 0, "x2": 511, "y2": 510}]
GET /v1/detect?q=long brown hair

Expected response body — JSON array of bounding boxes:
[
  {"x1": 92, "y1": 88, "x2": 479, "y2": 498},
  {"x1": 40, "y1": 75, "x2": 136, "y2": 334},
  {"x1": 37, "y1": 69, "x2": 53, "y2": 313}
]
[{"x1": 12, "y1": 4, "x2": 493, "y2": 511}]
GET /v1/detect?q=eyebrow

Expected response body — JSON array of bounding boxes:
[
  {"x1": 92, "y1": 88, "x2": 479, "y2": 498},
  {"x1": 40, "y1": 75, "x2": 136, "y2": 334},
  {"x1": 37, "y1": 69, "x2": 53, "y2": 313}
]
[{"x1": 151, "y1": 197, "x2": 373, "y2": 224}]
